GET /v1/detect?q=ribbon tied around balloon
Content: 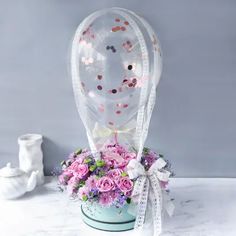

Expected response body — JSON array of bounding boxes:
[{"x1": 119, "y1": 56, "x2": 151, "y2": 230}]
[{"x1": 92, "y1": 120, "x2": 136, "y2": 146}]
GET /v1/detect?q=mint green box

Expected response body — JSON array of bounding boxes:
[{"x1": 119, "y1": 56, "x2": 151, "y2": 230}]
[{"x1": 81, "y1": 202, "x2": 136, "y2": 232}]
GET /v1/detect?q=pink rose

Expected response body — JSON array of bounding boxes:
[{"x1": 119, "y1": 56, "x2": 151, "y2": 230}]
[
  {"x1": 97, "y1": 176, "x2": 115, "y2": 192},
  {"x1": 69, "y1": 161, "x2": 80, "y2": 171},
  {"x1": 69, "y1": 162, "x2": 89, "y2": 178},
  {"x1": 103, "y1": 152, "x2": 125, "y2": 168},
  {"x1": 107, "y1": 169, "x2": 122, "y2": 180},
  {"x1": 68, "y1": 175, "x2": 80, "y2": 186},
  {"x1": 76, "y1": 164, "x2": 89, "y2": 178},
  {"x1": 102, "y1": 142, "x2": 127, "y2": 155},
  {"x1": 116, "y1": 176, "x2": 133, "y2": 193}
]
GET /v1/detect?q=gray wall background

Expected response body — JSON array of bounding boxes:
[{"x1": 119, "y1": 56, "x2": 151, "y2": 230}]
[{"x1": 0, "y1": 0, "x2": 236, "y2": 177}]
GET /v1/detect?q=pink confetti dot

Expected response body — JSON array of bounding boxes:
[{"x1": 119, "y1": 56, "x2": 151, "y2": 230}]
[
  {"x1": 97, "y1": 75, "x2": 102, "y2": 80},
  {"x1": 112, "y1": 26, "x2": 121, "y2": 32},
  {"x1": 116, "y1": 110, "x2": 121, "y2": 115},
  {"x1": 123, "y1": 104, "x2": 128, "y2": 108},
  {"x1": 98, "y1": 107, "x2": 104, "y2": 112},
  {"x1": 97, "y1": 85, "x2": 103, "y2": 90}
]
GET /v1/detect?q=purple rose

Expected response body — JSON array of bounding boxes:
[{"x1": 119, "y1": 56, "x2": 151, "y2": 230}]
[
  {"x1": 107, "y1": 169, "x2": 122, "y2": 180},
  {"x1": 68, "y1": 175, "x2": 80, "y2": 186},
  {"x1": 116, "y1": 176, "x2": 133, "y2": 193},
  {"x1": 69, "y1": 162, "x2": 89, "y2": 178},
  {"x1": 96, "y1": 176, "x2": 115, "y2": 192},
  {"x1": 102, "y1": 152, "x2": 125, "y2": 168}
]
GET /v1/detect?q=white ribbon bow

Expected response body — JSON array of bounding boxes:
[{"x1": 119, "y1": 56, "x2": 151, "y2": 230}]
[
  {"x1": 92, "y1": 120, "x2": 137, "y2": 146},
  {"x1": 127, "y1": 158, "x2": 173, "y2": 236}
]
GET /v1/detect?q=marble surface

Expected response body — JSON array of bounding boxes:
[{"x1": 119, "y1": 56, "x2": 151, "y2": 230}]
[{"x1": 0, "y1": 177, "x2": 235, "y2": 236}]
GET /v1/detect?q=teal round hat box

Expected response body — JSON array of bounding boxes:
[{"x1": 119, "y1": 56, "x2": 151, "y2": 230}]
[
  {"x1": 70, "y1": 6, "x2": 163, "y2": 233},
  {"x1": 81, "y1": 203, "x2": 136, "y2": 231}
]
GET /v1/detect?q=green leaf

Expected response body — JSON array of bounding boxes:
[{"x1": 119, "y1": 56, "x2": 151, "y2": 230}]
[
  {"x1": 84, "y1": 158, "x2": 92, "y2": 164},
  {"x1": 75, "y1": 148, "x2": 82, "y2": 155},
  {"x1": 96, "y1": 160, "x2": 105, "y2": 167},
  {"x1": 121, "y1": 172, "x2": 128, "y2": 177},
  {"x1": 89, "y1": 165, "x2": 97, "y2": 172},
  {"x1": 60, "y1": 160, "x2": 66, "y2": 166},
  {"x1": 143, "y1": 147, "x2": 149, "y2": 155},
  {"x1": 98, "y1": 170, "x2": 105, "y2": 177},
  {"x1": 126, "y1": 198, "x2": 131, "y2": 204},
  {"x1": 79, "y1": 181, "x2": 85, "y2": 187},
  {"x1": 82, "y1": 195, "x2": 88, "y2": 201}
]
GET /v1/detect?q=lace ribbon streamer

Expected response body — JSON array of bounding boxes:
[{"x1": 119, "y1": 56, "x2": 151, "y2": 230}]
[{"x1": 127, "y1": 158, "x2": 173, "y2": 236}]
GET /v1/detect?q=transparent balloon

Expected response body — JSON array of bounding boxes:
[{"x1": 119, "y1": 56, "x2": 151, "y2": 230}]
[{"x1": 71, "y1": 8, "x2": 162, "y2": 160}]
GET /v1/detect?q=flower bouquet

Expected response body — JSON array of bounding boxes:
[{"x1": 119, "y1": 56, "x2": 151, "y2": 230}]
[
  {"x1": 59, "y1": 143, "x2": 171, "y2": 205},
  {"x1": 59, "y1": 142, "x2": 172, "y2": 231}
]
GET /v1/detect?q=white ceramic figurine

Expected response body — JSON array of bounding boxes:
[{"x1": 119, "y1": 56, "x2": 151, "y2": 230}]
[{"x1": 18, "y1": 134, "x2": 44, "y2": 185}]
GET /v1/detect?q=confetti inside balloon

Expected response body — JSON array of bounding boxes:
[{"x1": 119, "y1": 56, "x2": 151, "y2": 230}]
[{"x1": 71, "y1": 8, "x2": 162, "y2": 159}]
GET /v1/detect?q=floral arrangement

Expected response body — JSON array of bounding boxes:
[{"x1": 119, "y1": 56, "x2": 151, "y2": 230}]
[{"x1": 59, "y1": 142, "x2": 171, "y2": 208}]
